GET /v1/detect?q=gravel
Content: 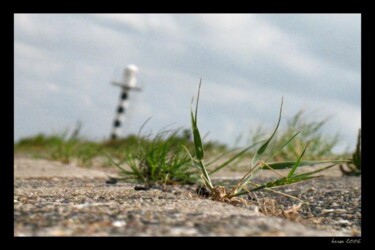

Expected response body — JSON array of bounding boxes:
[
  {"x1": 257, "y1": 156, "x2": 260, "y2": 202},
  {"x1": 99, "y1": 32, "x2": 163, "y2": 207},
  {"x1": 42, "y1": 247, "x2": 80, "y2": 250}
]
[{"x1": 217, "y1": 176, "x2": 361, "y2": 236}]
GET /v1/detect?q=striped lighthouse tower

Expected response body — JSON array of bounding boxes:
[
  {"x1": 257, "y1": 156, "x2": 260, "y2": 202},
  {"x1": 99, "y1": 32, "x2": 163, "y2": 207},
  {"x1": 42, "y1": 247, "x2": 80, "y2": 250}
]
[{"x1": 110, "y1": 64, "x2": 140, "y2": 140}]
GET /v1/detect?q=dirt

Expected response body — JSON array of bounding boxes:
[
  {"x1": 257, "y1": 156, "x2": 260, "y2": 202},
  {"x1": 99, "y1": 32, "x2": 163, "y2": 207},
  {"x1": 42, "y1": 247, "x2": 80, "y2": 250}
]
[{"x1": 13, "y1": 157, "x2": 361, "y2": 236}]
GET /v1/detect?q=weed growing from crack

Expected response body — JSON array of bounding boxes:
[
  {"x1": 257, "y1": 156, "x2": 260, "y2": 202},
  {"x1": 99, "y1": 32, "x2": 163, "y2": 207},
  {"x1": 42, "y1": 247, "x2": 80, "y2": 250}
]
[{"x1": 188, "y1": 80, "x2": 349, "y2": 204}]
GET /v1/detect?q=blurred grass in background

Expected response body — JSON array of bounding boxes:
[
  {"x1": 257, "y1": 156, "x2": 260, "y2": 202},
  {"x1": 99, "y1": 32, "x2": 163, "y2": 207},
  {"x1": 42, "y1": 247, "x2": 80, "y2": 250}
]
[
  {"x1": 14, "y1": 111, "x2": 347, "y2": 172},
  {"x1": 246, "y1": 111, "x2": 340, "y2": 161}
]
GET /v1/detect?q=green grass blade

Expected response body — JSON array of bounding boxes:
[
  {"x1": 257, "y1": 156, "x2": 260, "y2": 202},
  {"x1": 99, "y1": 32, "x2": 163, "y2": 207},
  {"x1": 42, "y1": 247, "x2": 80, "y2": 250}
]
[
  {"x1": 252, "y1": 98, "x2": 283, "y2": 167},
  {"x1": 292, "y1": 163, "x2": 337, "y2": 179},
  {"x1": 105, "y1": 152, "x2": 127, "y2": 172},
  {"x1": 254, "y1": 164, "x2": 334, "y2": 192},
  {"x1": 265, "y1": 130, "x2": 301, "y2": 162},
  {"x1": 137, "y1": 117, "x2": 152, "y2": 138},
  {"x1": 189, "y1": 80, "x2": 213, "y2": 189},
  {"x1": 190, "y1": 80, "x2": 205, "y2": 160},
  {"x1": 195, "y1": 79, "x2": 202, "y2": 125},
  {"x1": 206, "y1": 147, "x2": 240, "y2": 167},
  {"x1": 232, "y1": 165, "x2": 262, "y2": 194},
  {"x1": 261, "y1": 160, "x2": 349, "y2": 170},
  {"x1": 206, "y1": 140, "x2": 264, "y2": 168},
  {"x1": 287, "y1": 143, "x2": 309, "y2": 178},
  {"x1": 233, "y1": 163, "x2": 338, "y2": 195},
  {"x1": 209, "y1": 143, "x2": 259, "y2": 174},
  {"x1": 191, "y1": 109, "x2": 204, "y2": 160},
  {"x1": 198, "y1": 160, "x2": 213, "y2": 189},
  {"x1": 182, "y1": 145, "x2": 198, "y2": 163},
  {"x1": 249, "y1": 175, "x2": 318, "y2": 192},
  {"x1": 232, "y1": 175, "x2": 319, "y2": 196}
]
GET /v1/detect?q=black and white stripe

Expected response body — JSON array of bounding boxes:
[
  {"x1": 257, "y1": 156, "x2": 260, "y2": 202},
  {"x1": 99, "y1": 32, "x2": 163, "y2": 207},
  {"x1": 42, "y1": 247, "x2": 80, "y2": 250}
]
[
  {"x1": 110, "y1": 90, "x2": 130, "y2": 139},
  {"x1": 110, "y1": 64, "x2": 139, "y2": 140}
]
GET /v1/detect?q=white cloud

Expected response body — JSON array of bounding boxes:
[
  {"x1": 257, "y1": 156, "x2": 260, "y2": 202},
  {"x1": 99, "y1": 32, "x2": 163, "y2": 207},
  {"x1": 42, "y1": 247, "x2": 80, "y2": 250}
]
[
  {"x1": 90, "y1": 14, "x2": 180, "y2": 35},
  {"x1": 15, "y1": 14, "x2": 58, "y2": 38},
  {"x1": 15, "y1": 56, "x2": 62, "y2": 79},
  {"x1": 15, "y1": 42, "x2": 63, "y2": 78},
  {"x1": 46, "y1": 82, "x2": 60, "y2": 92},
  {"x1": 14, "y1": 42, "x2": 50, "y2": 61},
  {"x1": 82, "y1": 94, "x2": 94, "y2": 107},
  {"x1": 203, "y1": 82, "x2": 251, "y2": 104}
]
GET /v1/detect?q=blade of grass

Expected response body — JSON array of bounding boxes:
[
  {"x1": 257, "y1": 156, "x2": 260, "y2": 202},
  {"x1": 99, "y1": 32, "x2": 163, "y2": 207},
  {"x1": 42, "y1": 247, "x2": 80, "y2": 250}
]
[
  {"x1": 231, "y1": 164, "x2": 262, "y2": 194},
  {"x1": 265, "y1": 130, "x2": 301, "y2": 163},
  {"x1": 231, "y1": 175, "x2": 318, "y2": 197},
  {"x1": 182, "y1": 145, "x2": 199, "y2": 164},
  {"x1": 191, "y1": 109, "x2": 204, "y2": 160},
  {"x1": 209, "y1": 142, "x2": 260, "y2": 174},
  {"x1": 206, "y1": 147, "x2": 240, "y2": 167},
  {"x1": 261, "y1": 160, "x2": 349, "y2": 170},
  {"x1": 234, "y1": 163, "x2": 337, "y2": 196},
  {"x1": 246, "y1": 181, "x2": 307, "y2": 204},
  {"x1": 137, "y1": 117, "x2": 152, "y2": 138},
  {"x1": 287, "y1": 143, "x2": 309, "y2": 178},
  {"x1": 252, "y1": 98, "x2": 283, "y2": 167},
  {"x1": 291, "y1": 163, "x2": 337, "y2": 179},
  {"x1": 249, "y1": 176, "x2": 318, "y2": 192},
  {"x1": 197, "y1": 160, "x2": 213, "y2": 189},
  {"x1": 104, "y1": 152, "x2": 127, "y2": 172},
  {"x1": 206, "y1": 139, "x2": 264, "y2": 167},
  {"x1": 260, "y1": 161, "x2": 284, "y2": 178},
  {"x1": 190, "y1": 80, "x2": 213, "y2": 189},
  {"x1": 195, "y1": 78, "x2": 202, "y2": 125}
]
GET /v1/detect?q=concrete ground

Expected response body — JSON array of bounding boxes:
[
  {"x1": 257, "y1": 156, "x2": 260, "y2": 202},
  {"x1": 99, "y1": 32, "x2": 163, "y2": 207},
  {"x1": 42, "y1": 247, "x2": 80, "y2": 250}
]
[{"x1": 14, "y1": 157, "x2": 360, "y2": 236}]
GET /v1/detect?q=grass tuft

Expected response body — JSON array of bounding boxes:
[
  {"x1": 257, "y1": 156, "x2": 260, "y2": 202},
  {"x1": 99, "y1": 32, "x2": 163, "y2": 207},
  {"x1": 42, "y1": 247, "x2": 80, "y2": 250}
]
[
  {"x1": 187, "y1": 80, "x2": 348, "y2": 203},
  {"x1": 109, "y1": 128, "x2": 199, "y2": 185},
  {"x1": 247, "y1": 111, "x2": 340, "y2": 161},
  {"x1": 340, "y1": 129, "x2": 361, "y2": 176}
]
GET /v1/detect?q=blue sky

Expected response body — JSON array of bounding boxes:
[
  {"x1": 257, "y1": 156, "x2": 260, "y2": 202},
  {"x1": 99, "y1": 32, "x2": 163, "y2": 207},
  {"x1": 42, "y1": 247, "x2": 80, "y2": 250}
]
[{"x1": 14, "y1": 14, "x2": 361, "y2": 152}]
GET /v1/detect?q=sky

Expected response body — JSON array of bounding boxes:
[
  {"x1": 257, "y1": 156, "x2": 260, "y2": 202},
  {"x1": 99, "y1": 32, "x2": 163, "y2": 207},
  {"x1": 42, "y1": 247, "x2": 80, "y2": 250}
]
[{"x1": 14, "y1": 14, "x2": 361, "y2": 152}]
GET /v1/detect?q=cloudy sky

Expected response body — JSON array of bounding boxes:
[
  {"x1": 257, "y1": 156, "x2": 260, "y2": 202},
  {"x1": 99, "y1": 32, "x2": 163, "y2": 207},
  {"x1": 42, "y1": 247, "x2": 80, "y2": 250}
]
[{"x1": 14, "y1": 14, "x2": 361, "y2": 152}]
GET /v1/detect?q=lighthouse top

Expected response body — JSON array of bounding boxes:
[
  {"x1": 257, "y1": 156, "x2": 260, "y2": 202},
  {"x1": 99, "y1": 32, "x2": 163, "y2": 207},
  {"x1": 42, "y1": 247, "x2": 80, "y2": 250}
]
[
  {"x1": 125, "y1": 64, "x2": 138, "y2": 73},
  {"x1": 111, "y1": 64, "x2": 140, "y2": 90}
]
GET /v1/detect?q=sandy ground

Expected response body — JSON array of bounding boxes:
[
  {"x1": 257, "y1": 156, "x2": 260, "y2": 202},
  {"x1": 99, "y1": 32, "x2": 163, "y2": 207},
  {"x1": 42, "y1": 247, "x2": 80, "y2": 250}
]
[{"x1": 14, "y1": 157, "x2": 361, "y2": 236}]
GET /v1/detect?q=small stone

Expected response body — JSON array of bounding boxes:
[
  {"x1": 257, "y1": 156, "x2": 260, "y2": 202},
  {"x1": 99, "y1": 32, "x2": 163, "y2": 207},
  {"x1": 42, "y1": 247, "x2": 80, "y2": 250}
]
[
  {"x1": 322, "y1": 209, "x2": 335, "y2": 214},
  {"x1": 134, "y1": 186, "x2": 150, "y2": 191},
  {"x1": 112, "y1": 220, "x2": 126, "y2": 227},
  {"x1": 105, "y1": 178, "x2": 117, "y2": 185},
  {"x1": 334, "y1": 219, "x2": 351, "y2": 225},
  {"x1": 343, "y1": 214, "x2": 353, "y2": 219},
  {"x1": 331, "y1": 202, "x2": 339, "y2": 207},
  {"x1": 195, "y1": 185, "x2": 210, "y2": 198},
  {"x1": 333, "y1": 209, "x2": 347, "y2": 214},
  {"x1": 248, "y1": 205, "x2": 259, "y2": 213}
]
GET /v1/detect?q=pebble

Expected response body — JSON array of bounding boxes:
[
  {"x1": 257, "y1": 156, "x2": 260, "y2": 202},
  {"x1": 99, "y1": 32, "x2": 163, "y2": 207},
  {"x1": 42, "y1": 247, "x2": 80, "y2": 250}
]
[
  {"x1": 112, "y1": 220, "x2": 127, "y2": 227},
  {"x1": 334, "y1": 219, "x2": 351, "y2": 225},
  {"x1": 134, "y1": 186, "x2": 150, "y2": 191},
  {"x1": 330, "y1": 202, "x2": 339, "y2": 207},
  {"x1": 106, "y1": 178, "x2": 118, "y2": 185},
  {"x1": 322, "y1": 209, "x2": 335, "y2": 214},
  {"x1": 248, "y1": 205, "x2": 259, "y2": 213}
]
